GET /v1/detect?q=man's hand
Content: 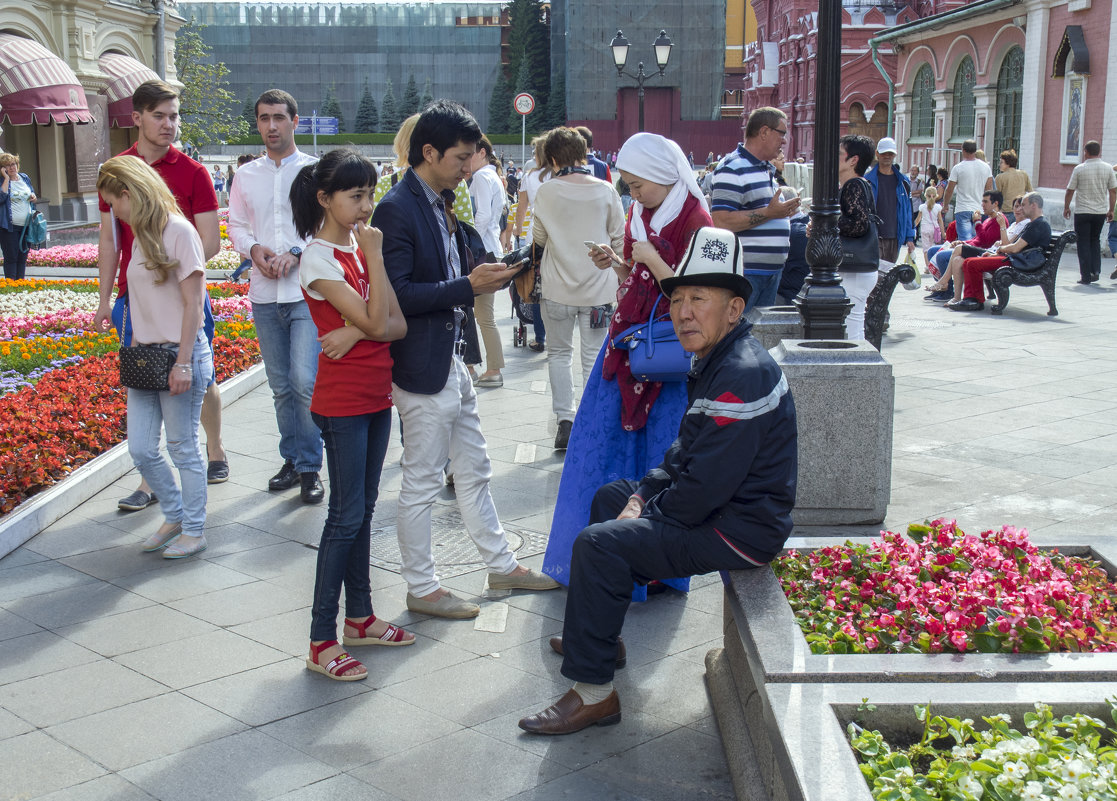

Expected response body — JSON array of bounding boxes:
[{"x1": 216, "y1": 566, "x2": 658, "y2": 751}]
[
  {"x1": 1063, "y1": 206, "x2": 1072, "y2": 219},
  {"x1": 468, "y1": 262, "x2": 519, "y2": 295},
  {"x1": 270, "y1": 251, "x2": 299, "y2": 278},
  {"x1": 617, "y1": 496, "x2": 644, "y2": 520},
  {"x1": 500, "y1": 229, "x2": 513, "y2": 253},
  {"x1": 250, "y1": 244, "x2": 278, "y2": 278},
  {"x1": 319, "y1": 325, "x2": 364, "y2": 360},
  {"x1": 767, "y1": 192, "x2": 800, "y2": 220}
]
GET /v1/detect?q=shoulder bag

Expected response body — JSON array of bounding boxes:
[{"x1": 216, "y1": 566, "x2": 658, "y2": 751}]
[
  {"x1": 117, "y1": 301, "x2": 175, "y2": 391},
  {"x1": 19, "y1": 206, "x2": 47, "y2": 252},
  {"x1": 839, "y1": 178, "x2": 882, "y2": 272},
  {"x1": 1007, "y1": 247, "x2": 1046, "y2": 272},
  {"x1": 610, "y1": 293, "x2": 692, "y2": 383}
]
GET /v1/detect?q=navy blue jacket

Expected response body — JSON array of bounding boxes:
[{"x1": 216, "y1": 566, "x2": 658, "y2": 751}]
[
  {"x1": 372, "y1": 169, "x2": 477, "y2": 395},
  {"x1": 634, "y1": 323, "x2": 797, "y2": 564},
  {"x1": 865, "y1": 165, "x2": 916, "y2": 245},
  {"x1": 0, "y1": 172, "x2": 35, "y2": 231}
]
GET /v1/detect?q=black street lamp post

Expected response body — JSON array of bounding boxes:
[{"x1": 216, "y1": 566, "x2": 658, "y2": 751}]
[
  {"x1": 610, "y1": 29, "x2": 673, "y2": 133},
  {"x1": 793, "y1": 0, "x2": 851, "y2": 338}
]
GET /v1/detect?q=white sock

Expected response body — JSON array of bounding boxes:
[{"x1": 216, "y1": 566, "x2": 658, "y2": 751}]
[{"x1": 573, "y1": 681, "x2": 614, "y2": 705}]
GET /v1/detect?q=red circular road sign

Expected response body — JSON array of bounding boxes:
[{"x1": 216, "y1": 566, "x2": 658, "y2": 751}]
[{"x1": 513, "y1": 92, "x2": 535, "y2": 115}]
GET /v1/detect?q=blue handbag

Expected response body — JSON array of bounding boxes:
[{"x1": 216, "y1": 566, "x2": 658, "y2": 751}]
[{"x1": 610, "y1": 293, "x2": 692, "y2": 383}]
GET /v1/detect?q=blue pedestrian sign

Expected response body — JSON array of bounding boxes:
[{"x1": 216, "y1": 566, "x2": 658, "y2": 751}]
[{"x1": 296, "y1": 117, "x2": 339, "y2": 135}]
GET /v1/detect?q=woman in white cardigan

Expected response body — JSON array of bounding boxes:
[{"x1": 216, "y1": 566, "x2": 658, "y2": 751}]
[{"x1": 531, "y1": 127, "x2": 625, "y2": 450}]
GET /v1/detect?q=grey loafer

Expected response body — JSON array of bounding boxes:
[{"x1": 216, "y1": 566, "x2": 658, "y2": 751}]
[
  {"x1": 405, "y1": 591, "x2": 480, "y2": 619},
  {"x1": 488, "y1": 568, "x2": 561, "y2": 592}
]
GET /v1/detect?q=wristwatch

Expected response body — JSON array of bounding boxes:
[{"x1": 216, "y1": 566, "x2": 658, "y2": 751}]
[{"x1": 289, "y1": 246, "x2": 302, "y2": 260}]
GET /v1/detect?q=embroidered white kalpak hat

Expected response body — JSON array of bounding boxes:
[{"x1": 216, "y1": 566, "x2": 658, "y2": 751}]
[{"x1": 660, "y1": 227, "x2": 752, "y2": 300}]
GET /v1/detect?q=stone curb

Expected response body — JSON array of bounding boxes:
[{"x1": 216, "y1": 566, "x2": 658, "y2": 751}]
[{"x1": 0, "y1": 363, "x2": 267, "y2": 560}]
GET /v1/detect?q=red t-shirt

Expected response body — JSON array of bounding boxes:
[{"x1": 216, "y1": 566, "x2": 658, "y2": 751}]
[
  {"x1": 98, "y1": 144, "x2": 218, "y2": 294},
  {"x1": 299, "y1": 238, "x2": 394, "y2": 417}
]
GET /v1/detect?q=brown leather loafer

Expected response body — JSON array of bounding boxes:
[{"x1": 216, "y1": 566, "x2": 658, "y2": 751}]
[
  {"x1": 518, "y1": 688, "x2": 621, "y2": 735},
  {"x1": 548, "y1": 636, "x2": 626, "y2": 669}
]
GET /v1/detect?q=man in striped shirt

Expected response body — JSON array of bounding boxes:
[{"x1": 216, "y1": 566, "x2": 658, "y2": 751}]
[{"x1": 711, "y1": 107, "x2": 801, "y2": 308}]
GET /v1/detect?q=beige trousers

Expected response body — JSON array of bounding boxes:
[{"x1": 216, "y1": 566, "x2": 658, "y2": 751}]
[{"x1": 473, "y1": 292, "x2": 505, "y2": 371}]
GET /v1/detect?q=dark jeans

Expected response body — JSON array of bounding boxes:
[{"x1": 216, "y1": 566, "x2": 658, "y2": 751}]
[
  {"x1": 530, "y1": 302, "x2": 546, "y2": 344},
  {"x1": 309, "y1": 408, "x2": 392, "y2": 642},
  {"x1": 0, "y1": 225, "x2": 28, "y2": 280},
  {"x1": 1074, "y1": 213, "x2": 1107, "y2": 279},
  {"x1": 560, "y1": 479, "x2": 759, "y2": 685}
]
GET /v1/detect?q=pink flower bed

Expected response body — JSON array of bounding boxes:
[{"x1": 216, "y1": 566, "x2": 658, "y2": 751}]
[
  {"x1": 26, "y1": 244, "x2": 99, "y2": 268},
  {"x1": 0, "y1": 309, "x2": 95, "y2": 339},
  {"x1": 775, "y1": 520, "x2": 1117, "y2": 655}
]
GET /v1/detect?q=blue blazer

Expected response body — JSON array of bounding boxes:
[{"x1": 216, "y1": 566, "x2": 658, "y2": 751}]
[
  {"x1": 0, "y1": 172, "x2": 35, "y2": 231},
  {"x1": 372, "y1": 168, "x2": 477, "y2": 395}
]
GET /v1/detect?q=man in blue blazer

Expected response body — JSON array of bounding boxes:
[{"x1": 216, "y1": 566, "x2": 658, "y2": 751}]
[{"x1": 372, "y1": 100, "x2": 559, "y2": 619}]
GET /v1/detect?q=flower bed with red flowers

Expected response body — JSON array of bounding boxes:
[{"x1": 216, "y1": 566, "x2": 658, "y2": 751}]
[
  {"x1": 775, "y1": 520, "x2": 1117, "y2": 655},
  {"x1": 0, "y1": 278, "x2": 261, "y2": 516}
]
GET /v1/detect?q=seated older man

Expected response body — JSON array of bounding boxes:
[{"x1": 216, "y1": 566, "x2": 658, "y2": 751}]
[{"x1": 518, "y1": 228, "x2": 798, "y2": 736}]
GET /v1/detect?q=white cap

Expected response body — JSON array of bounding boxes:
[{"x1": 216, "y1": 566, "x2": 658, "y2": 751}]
[
  {"x1": 660, "y1": 227, "x2": 752, "y2": 300},
  {"x1": 876, "y1": 137, "x2": 898, "y2": 154}
]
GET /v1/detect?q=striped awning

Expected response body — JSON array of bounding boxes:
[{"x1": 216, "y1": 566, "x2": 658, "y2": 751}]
[
  {"x1": 0, "y1": 33, "x2": 93, "y2": 125},
  {"x1": 98, "y1": 52, "x2": 160, "y2": 128}
]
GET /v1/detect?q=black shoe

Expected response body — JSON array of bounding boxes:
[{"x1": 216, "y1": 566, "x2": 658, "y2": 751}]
[
  {"x1": 1091, "y1": 273, "x2": 1101, "y2": 282},
  {"x1": 948, "y1": 299, "x2": 984, "y2": 312},
  {"x1": 554, "y1": 420, "x2": 573, "y2": 450},
  {"x1": 207, "y1": 460, "x2": 229, "y2": 484},
  {"x1": 300, "y1": 472, "x2": 324, "y2": 504},
  {"x1": 1078, "y1": 276, "x2": 1097, "y2": 285},
  {"x1": 1110, "y1": 269, "x2": 1117, "y2": 280},
  {"x1": 268, "y1": 460, "x2": 299, "y2": 491}
]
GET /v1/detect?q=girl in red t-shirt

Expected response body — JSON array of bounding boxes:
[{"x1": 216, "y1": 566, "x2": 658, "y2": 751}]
[{"x1": 291, "y1": 148, "x2": 408, "y2": 681}]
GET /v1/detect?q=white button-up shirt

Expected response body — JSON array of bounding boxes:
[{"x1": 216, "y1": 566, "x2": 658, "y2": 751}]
[{"x1": 228, "y1": 149, "x2": 317, "y2": 304}]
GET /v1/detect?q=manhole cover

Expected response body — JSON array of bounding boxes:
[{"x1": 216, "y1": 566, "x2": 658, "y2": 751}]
[{"x1": 369, "y1": 507, "x2": 549, "y2": 578}]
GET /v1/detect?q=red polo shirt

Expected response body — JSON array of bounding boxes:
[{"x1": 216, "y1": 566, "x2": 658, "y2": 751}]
[{"x1": 98, "y1": 144, "x2": 218, "y2": 294}]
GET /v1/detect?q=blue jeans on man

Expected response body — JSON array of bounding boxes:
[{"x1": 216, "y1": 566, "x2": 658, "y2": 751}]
[
  {"x1": 309, "y1": 408, "x2": 391, "y2": 641},
  {"x1": 252, "y1": 300, "x2": 322, "y2": 474},
  {"x1": 1109, "y1": 221, "x2": 1117, "y2": 264},
  {"x1": 953, "y1": 211, "x2": 977, "y2": 242},
  {"x1": 744, "y1": 270, "x2": 781, "y2": 312}
]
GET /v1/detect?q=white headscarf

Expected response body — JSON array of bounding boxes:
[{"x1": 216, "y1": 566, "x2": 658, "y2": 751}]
[{"x1": 615, "y1": 132, "x2": 708, "y2": 242}]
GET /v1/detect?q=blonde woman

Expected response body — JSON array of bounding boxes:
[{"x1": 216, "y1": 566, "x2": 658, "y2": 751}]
[
  {"x1": 97, "y1": 156, "x2": 212, "y2": 559},
  {"x1": 372, "y1": 114, "x2": 473, "y2": 223}
]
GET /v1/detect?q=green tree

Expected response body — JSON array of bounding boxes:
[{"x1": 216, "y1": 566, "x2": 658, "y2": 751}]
[
  {"x1": 380, "y1": 78, "x2": 399, "y2": 133},
  {"x1": 419, "y1": 77, "x2": 434, "y2": 111},
  {"x1": 400, "y1": 74, "x2": 421, "y2": 117},
  {"x1": 354, "y1": 79, "x2": 379, "y2": 134},
  {"x1": 504, "y1": 0, "x2": 550, "y2": 114},
  {"x1": 241, "y1": 96, "x2": 256, "y2": 128},
  {"x1": 507, "y1": 53, "x2": 548, "y2": 135},
  {"x1": 320, "y1": 84, "x2": 345, "y2": 133},
  {"x1": 487, "y1": 72, "x2": 513, "y2": 135},
  {"x1": 173, "y1": 20, "x2": 249, "y2": 147},
  {"x1": 544, "y1": 70, "x2": 566, "y2": 129}
]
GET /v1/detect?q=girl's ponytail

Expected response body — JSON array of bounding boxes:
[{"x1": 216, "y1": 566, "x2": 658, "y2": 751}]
[{"x1": 290, "y1": 163, "x2": 322, "y2": 240}]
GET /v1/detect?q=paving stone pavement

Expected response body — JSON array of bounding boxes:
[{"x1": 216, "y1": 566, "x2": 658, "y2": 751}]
[{"x1": 3, "y1": 252, "x2": 1117, "y2": 801}]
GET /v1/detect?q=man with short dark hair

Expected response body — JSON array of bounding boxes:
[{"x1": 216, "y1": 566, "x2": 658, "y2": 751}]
[
  {"x1": 228, "y1": 89, "x2": 324, "y2": 503},
  {"x1": 1064, "y1": 140, "x2": 1117, "y2": 284},
  {"x1": 518, "y1": 227, "x2": 797, "y2": 735},
  {"x1": 711, "y1": 107, "x2": 801, "y2": 309},
  {"x1": 93, "y1": 79, "x2": 229, "y2": 510},
  {"x1": 865, "y1": 137, "x2": 916, "y2": 264},
  {"x1": 574, "y1": 126, "x2": 611, "y2": 183},
  {"x1": 372, "y1": 100, "x2": 559, "y2": 620},
  {"x1": 941, "y1": 140, "x2": 994, "y2": 241}
]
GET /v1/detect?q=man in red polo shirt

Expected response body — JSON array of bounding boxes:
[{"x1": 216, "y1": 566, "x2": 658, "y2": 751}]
[{"x1": 93, "y1": 79, "x2": 228, "y2": 510}]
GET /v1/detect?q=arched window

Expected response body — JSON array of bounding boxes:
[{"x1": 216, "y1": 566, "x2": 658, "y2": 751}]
[
  {"x1": 911, "y1": 63, "x2": 935, "y2": 139},
  {"x1": 993, "y1": 47, "x2": 1024, "y2": 173},
  {"x1": 951, "y1": 56, "x2": 976, "y2": 138}
]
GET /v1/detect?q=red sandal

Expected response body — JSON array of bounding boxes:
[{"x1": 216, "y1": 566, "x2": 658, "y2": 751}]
[
  {"x1": 342, "y1": 616, "x2": 415, "y2": 647},
  {"x1": 306, "y1": 640, "x2": 367, "y2": 681}
]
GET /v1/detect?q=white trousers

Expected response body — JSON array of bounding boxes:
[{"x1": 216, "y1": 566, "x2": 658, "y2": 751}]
[
  {"x1": 392, "y1": 356, "x2": 517, "y2": 596},
  {"x1": 838, "y1": 270, "x2": 879, "y2": 341},
  {"x1": 540, "y1": 298, "x2": 607, "y2": 424}
]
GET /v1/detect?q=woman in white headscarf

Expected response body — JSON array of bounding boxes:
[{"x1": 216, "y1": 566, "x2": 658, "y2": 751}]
[{"x1": 542, "y1": 132, "x2": 711, "y2": 600}]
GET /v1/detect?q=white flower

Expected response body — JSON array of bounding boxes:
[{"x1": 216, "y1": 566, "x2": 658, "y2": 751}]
[
  {"x1": 1021, "y1": 781, "x2": 1046, "y2": 801},
  {"x1": 0, "y1": 289, "x2": 99, "y2": 317},
  {"x1": 958, "y1": 773, "x2": 984, "y2": 799},
  {"x1": 1058, "y1": 784, "x2": 1081, "y2": 801},
  {"x1": 1061, "y1": 760, "x2": 1087, "y2": 781}
]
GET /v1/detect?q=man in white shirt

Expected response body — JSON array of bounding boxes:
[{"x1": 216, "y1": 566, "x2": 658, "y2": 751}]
[
  {"x1": 1064, "y1": 140, "x2": 1117, "y2": 284},
  {"x1": 228, "y1": 89, "x2": 323, "y2": 504},
  {"x1": 468, "y1": 135, "x2": 506, "y2": 387},
  {"x1": 941, "y1": 140, "x2": 993, "y2": 242}
]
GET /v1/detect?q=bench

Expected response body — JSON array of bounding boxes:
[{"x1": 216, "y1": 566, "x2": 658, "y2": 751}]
[
  {"x1": 863, "y1": 260, "x2": 917, "y2": 350},
  {"x1": 986, "y1": 230, "x2": 1076, "y2": 317}
]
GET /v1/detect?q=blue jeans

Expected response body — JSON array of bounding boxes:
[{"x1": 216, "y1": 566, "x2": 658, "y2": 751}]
[
  {"x1": 1109, "y1": 220, "x2": 1117, "y2": 258},
  {"x1": 953, "y1": 211, "x2": 976, "y2": 242},
  {"x1": 114, "y1": 293, "x2": 217, "y2": 384},
  {"x1": 126, "y1": 334, "x2": 212, "y2": 537},
  {"x1": 744, "y1": 270, "x2": 782, "y2": 312},
  {"x1": 529, "y1": 302, "x2": 545, "y2": 344},
  {"x1": 252, "y1": 300, "x2": 322, "y2": 473},
  {"x1": 310, "y1": 409, "x2": 391, "y2": 641}
]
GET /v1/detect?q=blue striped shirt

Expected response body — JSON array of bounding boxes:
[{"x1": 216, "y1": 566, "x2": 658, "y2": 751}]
[{"x1": 711, "y1": 145, "x2": 790, "y2": 273}]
